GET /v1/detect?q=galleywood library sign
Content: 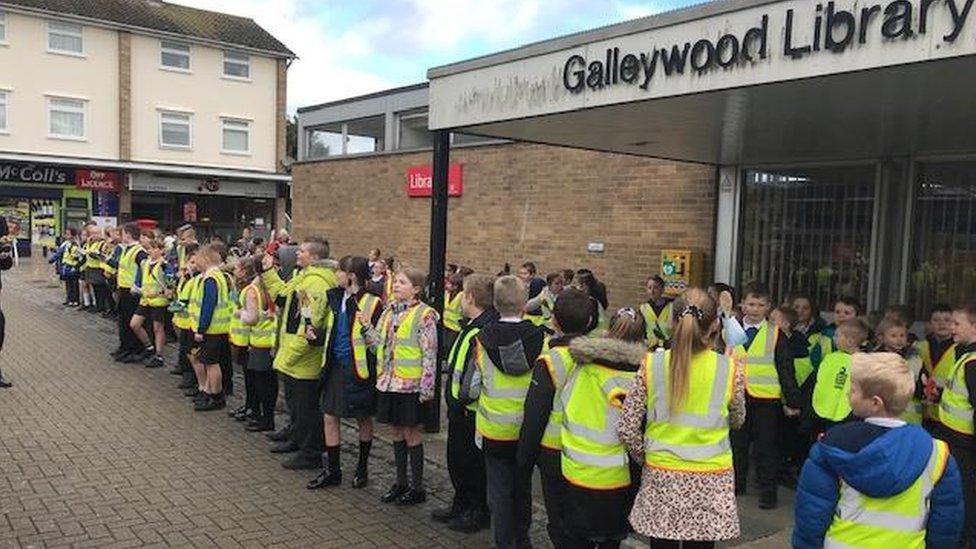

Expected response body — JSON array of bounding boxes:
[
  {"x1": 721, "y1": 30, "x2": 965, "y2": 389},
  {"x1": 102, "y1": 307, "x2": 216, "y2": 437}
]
[{"x1": 428, "y1": 0, "x2": 976, "y2": 130}]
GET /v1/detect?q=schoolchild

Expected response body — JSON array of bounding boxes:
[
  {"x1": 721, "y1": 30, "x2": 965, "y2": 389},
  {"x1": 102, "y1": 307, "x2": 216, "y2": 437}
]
[
  {"x1": 770, "y1": 304, "x2": 814, "y2": 483},
  {"x1": 874, "y1": 319, "x2": 924, "y2": 424},
  {"x1": 100, "y1": 228, "x2": 120, "y2": 318},
  {"x1": 518, "y1": 262, "x2": 547, "y2": 327},
  {"x1": 442, "y1": 271, "x2": 466, "y2": 354},
  {"x1": 917, "y1": 304, "x2": 957, "y2": 429},
  {"x1": 523, "y1": 271, "x2": 565, "y2": 331},
  {"x1": 811, "y1": 319, "x2": 870, "y2": 432},
  {"x1": 811, "y1": 296, "x2": 861, "y2": 368},
  {"x1": 639, "y1": 275, "x2": 674, "y2": 349},
  {"x1": 85, "y1": 227, "x2": 109, "y2": 314},
  {"x1": 188, "y1": 244, "x2": 232, "y2": 412},
  {"x1": 228, "y1": 257, "x2": 258, "y2": 422},
  {"x1": 129, "y1": 237, "x2": 171, "y2": 368},
  {"x1": 172, "y1": 244, "x2": 200, "y2": 391},
  {"x1": 57, "y1": 228, "x2": 82, "y2": 307},
  {"x1": 237, "y1": 255, "x2": 278, "y2": 432},
  {"x1": 112, "y1": 223, "x2": 148, "y2": 363}
]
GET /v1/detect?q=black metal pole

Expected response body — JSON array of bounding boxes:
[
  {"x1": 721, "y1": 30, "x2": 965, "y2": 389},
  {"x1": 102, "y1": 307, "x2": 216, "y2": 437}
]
[{"x1": 425, "y1": 130, "x2": 450, "y2": 433}]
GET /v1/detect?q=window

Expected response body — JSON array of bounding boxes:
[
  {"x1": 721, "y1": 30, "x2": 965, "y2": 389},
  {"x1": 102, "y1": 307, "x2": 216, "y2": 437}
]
[
  {"x1": 159, "y1": 111, "x2": 191, "y2": 148},
  {"x1": 48, "y1": 97, "x2": 85, "y2": 139},
  {"x1": 396, "y1": 110, "x2": 432, "y2": 150},
  {"x1": 0, "y1": 91, "x2": 7, "y2": 132},
  {"x1": 160, "y1": 40, "x2": 191, "y2": 71},
  {"x1": 304, "y1": 115, "x2": 386, "y2": 159},
  {"x1": 223, "y1": 51, "x2": 250, "y2": 79},
  {"x1": 221, "y1": 118, "x2": 250, "y2": 153},
  {"x1": 345, "y1": 116, "x2": 385, "y2": 154},
  {"x1": 738, "y1": 166, "x2": 877, "y2": 309},
  {"x1": 48, "y1": 21, "x2": 83, "y2": 55},
  {"x1": 909, "y1": 162, "x2": 976, "y2": 317},
  {"x1": 306, "y1": 123, "x2": 343, "y2": 159},
  {"x1": 0, "y1": 12, "x2": 7, "y2": 43}
]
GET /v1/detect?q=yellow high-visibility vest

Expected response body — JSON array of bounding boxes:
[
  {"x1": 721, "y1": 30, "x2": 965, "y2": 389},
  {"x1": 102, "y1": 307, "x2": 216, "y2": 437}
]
[
  {"x1": 345, "y1": 293, "x2": 382, "y2": 380},
  {"x1": 901, "y1": 353, "x2": 924, "y2": 425},
  {"x1": 117, "y1": 244, "x2": 144, "y2": 290},
  {"x1": 540, "y1": 346, "x2": 577, "y2": 451},
  {"x1": 376, "y1": 302, "x2": 436, "y2": 382},
  {"x1": 444, "y1": 290, "x2": 464, "y2": 333},
  {"x1": 824, "y1": 439, "x2": 949, "y2": 549},
  {"x1": 813, "y1": 351, "x2": 853, "y2": 422},
  {"x1": 639, "y1": 300, "x2": 673, "y2": 349},
  {"x1": 85, "y1": 239, "x2": 104, "y2": 271},
  {"x1": 172, "y1": 275, "x2": 196, "y2": 331},
  {"x1": 734, "y1": 321, "x2": 781, "y2": 400},
  {"x1": 475, "y1": 338, "x2": 532, "y2": 443},
  {"x1": 101, "y1": 242, "x2": 119, "y2": 277},
  {"x1": 229, "y1": 284, "x2": 251, "y2": 347},
  {"x1": 248, "y1": 284, "x2": 277, "y2": 349},
  {"x1": 644, "y1": 350, "x2": 734, "y2": 473},
  {"x1": 939, "y1": 351, "x2": 976, "y2": 436},
  {"x1": 138, "y1": 260, "x2": 169, "y2": 308},
  {"x1": 448, "y1": 326, "x2": 482, "y2": 413},
  {"x1": 189, "y1": 270, "x2": 231, "y2": 335},
  {"x1": 916, "y1": 339, "x2": 958, "y2": 423}
]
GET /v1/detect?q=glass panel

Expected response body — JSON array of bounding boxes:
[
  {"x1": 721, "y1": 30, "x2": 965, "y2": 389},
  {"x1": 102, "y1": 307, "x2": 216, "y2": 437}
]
[
  {"x1": 222, "y1": 121, "x2": 249, "y2": 152},
  {"x1": 0, "y1": 12, "x2": 6, "y2": 42},
  {"x1": 160, "y1": 113, "x2": 190, "y2": 147},
  {"x1": 738, "y1": 166, "x2": 876, "y2": 308},
  {"x1": 345, "y1": 116, "x2": 385, "y2": 154},
  {"x1": 50, "y1": 110, "x2": 83, "y2": 136},
  {"x1": 306, "y1": 124, "x2": 343, "y2": 158},
  {"x1": 49, "y1": 21, "x2": 82, "y2": 53},
  {"x1": 223, "y1": 52, "x2": 250, "y2": 78},
  {"x1": 910, "y1": 162, "x2": 976, "y2": 317},
  {"x1": 397, "y1": 111, "x2": 432, "y2": 150}
]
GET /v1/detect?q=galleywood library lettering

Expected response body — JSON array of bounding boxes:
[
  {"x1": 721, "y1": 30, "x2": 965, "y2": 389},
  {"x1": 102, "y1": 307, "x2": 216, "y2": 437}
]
[{"x1": 563, "y1": 0, "x2": 976, "y2": 93}]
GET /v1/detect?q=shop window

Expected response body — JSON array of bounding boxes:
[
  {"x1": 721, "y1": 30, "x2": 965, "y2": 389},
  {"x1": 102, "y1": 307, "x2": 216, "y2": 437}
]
[
  {"x1": 910, "y1": 162, "x2": 976, "y2": 317},
  {"x1": 221, "y1": 118, "x2": 250, "y2": 154},
  {"x1": 159, "y1": 111, "x2": 191, "y2": 149},
  {"x1": 223, "y1": 51, "x2": 250, "y2": 79},
  {"x1": 306, "y1": 123, "x2": 343, "y2": 159},
  {"x1": 397, "y1": 110, "x2": 432, "y2": 150},
  {"x1": 738, "y1": 166, "x2": 877, "y2": 310},
  {"x1": 0, "y1": 91, "x2": 7, "y2": 132},
  {"x1": 160, "y1": 40, "x2": 191, "y2": 71},
  {"x1": 47, "y1": 20, "x2": 83, "y2": 55},
  {"x1": 48, "y1": 97, "x2": 85, "y2": 139},
  {"x1": 0, "y1": 12, "x2": 7, "y2": 43},
  {"x1": 345, "y1": 116, "x2": 385, "y2": 154}
]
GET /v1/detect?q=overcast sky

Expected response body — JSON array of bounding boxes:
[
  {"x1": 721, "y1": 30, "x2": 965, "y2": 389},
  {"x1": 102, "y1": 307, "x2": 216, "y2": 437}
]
[{"x1": 170, "y1": 0, "x2": 697, "y2": 113}]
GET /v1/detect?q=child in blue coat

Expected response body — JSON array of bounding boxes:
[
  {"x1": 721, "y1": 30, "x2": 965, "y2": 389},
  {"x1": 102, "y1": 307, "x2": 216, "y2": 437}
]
[{"x1": 793, "y1": 352, "x2": 963, "y2": 548}]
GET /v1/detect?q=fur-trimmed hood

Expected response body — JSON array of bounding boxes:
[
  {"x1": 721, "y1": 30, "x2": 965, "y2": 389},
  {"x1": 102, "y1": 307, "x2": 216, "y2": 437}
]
[{"x1": 569, "y1": 337, "x2": 647, "y2": 372}]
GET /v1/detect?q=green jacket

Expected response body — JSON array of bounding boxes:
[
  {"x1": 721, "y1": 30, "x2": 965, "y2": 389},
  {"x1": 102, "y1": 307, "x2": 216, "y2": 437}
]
[{"x1": 262, "y1": 261, "x2": 338, "y2": 380}]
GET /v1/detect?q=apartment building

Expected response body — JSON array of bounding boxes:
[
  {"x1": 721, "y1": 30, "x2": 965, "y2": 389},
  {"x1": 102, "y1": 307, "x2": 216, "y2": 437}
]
[{"x1": 0, "y1": 0, "x2": 292, "y2": 252}]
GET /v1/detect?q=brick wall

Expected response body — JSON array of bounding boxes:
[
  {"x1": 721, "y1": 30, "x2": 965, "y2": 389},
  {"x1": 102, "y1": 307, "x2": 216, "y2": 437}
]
[
  {"x1": 118, "y1": 31, "x2": 131, "y2": 161},
  {"x1": 275, "y1": 59, "x2": 287, "y2": 172},
  {"x1": 291, "y1": 142, "x2": 716, "y2": 310}
]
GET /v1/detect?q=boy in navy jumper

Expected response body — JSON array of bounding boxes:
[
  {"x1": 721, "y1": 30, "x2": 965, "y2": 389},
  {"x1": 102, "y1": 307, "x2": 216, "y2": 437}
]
[{"x1": 794, "y1": 352, "x2": 963, "y2": 548}]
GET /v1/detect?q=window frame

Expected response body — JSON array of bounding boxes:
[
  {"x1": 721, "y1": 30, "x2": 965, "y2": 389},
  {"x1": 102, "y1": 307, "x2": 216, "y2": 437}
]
[
  {"x1": 395, "y1": 109, "x2": 433, "y2": 151},
  {"x1": 159, "y1": 40, "x2": 192, "y2": 72},
  {"x1": 47, "y1": 20, "x2": 84, "y2": 57},
  {"x1": 47, "y1": 96, "x2": 87, "y2": 141},
  {"x1": 0, "y1": 90, "x2": 8, "y2": 133},
  {"x1": 158, "y1": 110, "x2": 193, "y2": 150},
  {"x1": 0, "y1": 11, "x2": 8, "y2": 44},
  {"x1": 220, "y1": 117, "x2": 251, "y2": 155},
  {"x1": 222, "y1": 51, "x2": 251, "y2": 81}
]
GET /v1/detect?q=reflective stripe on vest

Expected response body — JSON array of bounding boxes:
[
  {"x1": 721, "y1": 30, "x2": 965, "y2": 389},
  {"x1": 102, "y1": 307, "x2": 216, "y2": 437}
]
[
  {"x1": 101, "y1": 243, "x2": 118, "y2": 276},
  {"x1": 172, "y1": 275, "x2": 195, "y2": 330},
  {"x1": 475, "y1": 339, "x2": 533, "y2": 442},
  {"x1": 117, "y1": 244, "x2": 144, "y2": 289},
  {"x1": 448, "y1": 325, "x2": 481, "y2": 412},
  {"x1": 813, "y1": 352, "x2": 853, "y2": 422},
  {"x1": 139, "y1": 261, "x2": 169, "y2": 307},
  {"x1": 639, "y1": 301, "x2": 673, "y2": 349},
  {"x1": 63, "y1": 242, "x2": 81, "y2": 267},
  {"x1": 351, "y1": 294, "x2": 381, "y2": 380},
  {"x1": 190, "y1": 270, "x2": 232, "y2": 335},
  {"x1": 248, "y1": 285, "x2": 277, "y2": 349},
  {"x1": 644, "y1": 350, "x2": 734, "y2": 472},
  {"x1": 541, "y1": 346, "x2": 577, "y2": 451},
  {"x1": 919, "y1": 340, "x2": 958, "y2": 422},
  {"x1": 824, "y1": 439, "x2": 949, "y2": 549},
  {"x1": 376, "y1": 303, "x2": 433, "y2": 382},
  {"x1": 444, "y1": 291, "x2": 464, "y2": 333},
  {"x1": 85, "y1": 240, "x2": 104, "y2": 271},
  {"x1": 734, "y1": 321, "x2": 781, "y2": 400},
  {"x1": 939, "y1": 352, "x2": 976, "y2": 436},
  {"x1": 560, "y1": 362, "x2": 635, "y2": 490},
  {"x1": 229, "y1": 285, "x2": 251, "y2": 347}
]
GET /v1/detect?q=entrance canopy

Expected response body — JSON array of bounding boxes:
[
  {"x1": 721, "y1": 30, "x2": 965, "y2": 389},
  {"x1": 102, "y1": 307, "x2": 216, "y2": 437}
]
[{"x1": 428, "y1": 0, "x2": 976, "y2": 165}]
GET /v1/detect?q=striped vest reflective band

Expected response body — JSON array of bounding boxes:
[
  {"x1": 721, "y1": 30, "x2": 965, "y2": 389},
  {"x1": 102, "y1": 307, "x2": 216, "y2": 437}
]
[
  {"x1": 177, "y1": 244, "x2": 187, "y2": 270},
  {"x1": 189, "y1": 270, "x2": 232, "y2": 335},
  {"x1": 229, "y1": 284, "x2": 251, "y2": 347},
  {"x1": 172, "y1": 275, "x2": 195, "y2": 330},
  {"x1": 813, "y1": 352, "x2": 853, "y2": 422},
  {"x1": 85, "y1": 240, "x2": 104, "y2": 271},
  {"x1": 644, "y1": 350, "x2": 734, "y2": 472},
  {"x1": 117, "y1": 244, "x2": 144, "y2": 289},
  {"x1": 352, "y1": 293, "x2": 381, "y2": 380},
  {"x1": 540, "y1": 346, "x2": 577, "y2": 451},
  {"x1": 444, "y1": 290, "x2": 464, "y2": 333},
  {"x1": 248, "y1": 285, "x2": 277, "y2": 349},
  {"x1": 101, "y1": 242, "x2": 118, "y2": 277},
  {"x1": 475, "y1": 339, "x2": 533, "y2": 442},
  {"x1": 139, "y1": 261, "x2": 169, "y2": 307},
  {"x1": 900, "y1": 354, "x2": 924, "y2": 425},
  {"x1": 939, "y1": 351, "x2": 976, "y2": 436},
  {"x1": 561, "y1": 362, "x2": 636, "y2": 490},
  {"x1": 449, "y1": 326, "x2": 482, "y2": 412},
  {"x1": 918, "y1": 340, "x2": 958, "y2": 423},
  {"x1": 734, "y1": 321, "x2": 781, "y2": 400},
  {"x1": 376, "y1": 302, "x2": 434, "y2": 382},
  {"x1": 795, "y1": 355, "x2": 814, "y2": 387},
  {"x1": 639, "y1": 301, "x2": 673, "y2": 349},
  {"x1": 824, "y1": 438, "x2": 949, "y2": 549},
  {"x1": 63, "y1": 242, "x2": 81, "y2": 267}
]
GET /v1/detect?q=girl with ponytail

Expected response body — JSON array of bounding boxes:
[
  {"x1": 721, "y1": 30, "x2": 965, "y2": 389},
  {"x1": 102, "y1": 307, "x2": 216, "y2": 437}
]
[{"x1": 618, "y1": 288, "x2": 746, "y2": 549}]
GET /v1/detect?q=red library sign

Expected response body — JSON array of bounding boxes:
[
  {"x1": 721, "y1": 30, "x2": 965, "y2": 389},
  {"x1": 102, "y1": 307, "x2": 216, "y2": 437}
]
[{"x1": 405, "y1": 164, "x2": 463, "y2": 197}]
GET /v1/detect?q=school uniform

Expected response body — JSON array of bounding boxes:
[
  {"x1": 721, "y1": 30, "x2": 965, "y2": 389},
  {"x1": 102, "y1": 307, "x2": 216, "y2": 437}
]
[
  {"x1": 934, "y1": 342, "x2": 976, "y2": 547},
  {"x1": 115, "y1": 244, "x2": 148, "y2": 358}
]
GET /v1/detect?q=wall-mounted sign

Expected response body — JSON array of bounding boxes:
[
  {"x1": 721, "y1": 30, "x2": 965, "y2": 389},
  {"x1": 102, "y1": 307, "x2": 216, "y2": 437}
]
[
  {"x1": 661, "y1": 249, "x2": 703, "y2": 297},
  {"x1": 130, "y1": 173, "x2": 278, "y2": 199},
  {"x1": 406, "y1": 164, "x2": 463, "y2": 197},
  {"x1": 76, "y1": 170, "x2": 121, "y2": 192},
  {"x1": 0, "y1": 162, "x2": 73, "y2": 185}
]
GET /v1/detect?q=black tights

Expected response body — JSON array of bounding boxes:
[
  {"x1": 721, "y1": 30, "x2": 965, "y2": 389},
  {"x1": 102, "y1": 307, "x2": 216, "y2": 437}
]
[{"x1": 649, "y1": 539, "x2": 715, "y2": 549}]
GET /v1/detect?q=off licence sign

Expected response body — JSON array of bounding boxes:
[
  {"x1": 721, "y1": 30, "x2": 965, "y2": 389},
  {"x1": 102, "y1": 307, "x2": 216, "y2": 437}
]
[{"x1": 405, "y1": 164, "x2": 462, "y2": 197}]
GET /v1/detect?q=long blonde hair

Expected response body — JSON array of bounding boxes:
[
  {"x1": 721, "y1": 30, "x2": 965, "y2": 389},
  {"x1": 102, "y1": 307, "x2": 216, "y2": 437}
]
[{"x1": 668, "y1": 288, "x2": 718, "y2": 411}]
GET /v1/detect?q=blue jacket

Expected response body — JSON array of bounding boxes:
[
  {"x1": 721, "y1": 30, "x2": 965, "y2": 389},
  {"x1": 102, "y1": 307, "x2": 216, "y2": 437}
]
[{"x1": 793, "y1": 421, "x2": 963, "y2": 548}]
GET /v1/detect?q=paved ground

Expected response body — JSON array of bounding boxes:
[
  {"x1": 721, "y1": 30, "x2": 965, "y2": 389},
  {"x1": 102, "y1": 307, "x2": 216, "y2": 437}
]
[{"x1": 0, "y1": 257, "x2": 793, "y2": 548}]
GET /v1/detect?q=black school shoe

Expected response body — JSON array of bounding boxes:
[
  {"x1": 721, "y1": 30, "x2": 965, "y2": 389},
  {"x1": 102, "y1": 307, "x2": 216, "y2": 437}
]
[
  {"x1": 306, "y1": 469, "x2": 342, "y2": 489},
  {"x1": 145, "y1": 356, "x2": 164, "y2": 369},
  {"x1": 228, "y1": 405, "x2": 246, "y2": 418},
  {"x1": 351, "y1": 468, "x2": 368, "y2": 489},
  {"x1": 266, "y1": 427, "x2": 293, "y2": 442},
  {"x1": 448, "y1": 508, "x2": 490, "y2": 533},
  {"x1": 270, "y1": 440, "x2": 299, "y2": 454},
  {"x1": 395, "y1": 488, "x2": 426, "y2": 506},
  {"x1": 282, "y1": 454, "x2": 320, "y2": 470},
  {"x1": 381, "y1": 484, "x2": 409, "y2": 504},
  {"x1": 183, "y1": 386, "x2": 201, "y2": 397},
  {"x1": 194, "y1": 394, "x2": 226, "y2": 412},
  {"x1": 246, "y1": 417, "x2": 275, "y2": 432},
  {"x1": 431, "y1": 503, "x2": 463, "y2": 523}
]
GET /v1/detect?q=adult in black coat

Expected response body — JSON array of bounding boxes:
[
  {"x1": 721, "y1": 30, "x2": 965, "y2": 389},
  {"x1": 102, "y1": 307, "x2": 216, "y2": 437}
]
[{"x1": 0, "y1": 215, "x2": 12, "y2": 387}]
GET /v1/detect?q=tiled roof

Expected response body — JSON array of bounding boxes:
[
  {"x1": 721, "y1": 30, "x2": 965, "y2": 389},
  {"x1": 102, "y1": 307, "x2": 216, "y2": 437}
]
[{"x1": 0, "y1": 0, "x2": 294, "y2": 57}]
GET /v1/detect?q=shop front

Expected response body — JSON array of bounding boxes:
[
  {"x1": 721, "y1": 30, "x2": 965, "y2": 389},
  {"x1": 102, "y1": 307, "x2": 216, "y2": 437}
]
[
  {"x1": 426, "y1": 0, "x2": 976, "y2": 314},
  {"x1": 0, "y1": 161, "x2": 121, "y2": 256}
]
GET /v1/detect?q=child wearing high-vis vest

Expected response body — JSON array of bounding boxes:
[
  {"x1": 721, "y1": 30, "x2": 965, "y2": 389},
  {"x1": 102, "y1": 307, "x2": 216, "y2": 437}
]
[
  {"x1": 466, "y1": 275, "x2": 545, "y2": 549},
  {"x1": 306, "y1": 256, "x2": 383, "y2": 491},
  {"x1": 793, "y1": 352, "x2": 963, "y2": 548},
  {"x1": 100, "y1": 228, "x2": 120, "y2": 318},
  {"x1": 918, "y1": 304, "x2": 957, "y2": 430},
  {"x1": 228, "y1": 257, "x2": 259, "y2": 422},
  {"x1": 554, "y1": 309, "x2": 646, "y2": 549},
  {"x1": 730, "y1": 282, "x2": 800, "y2": 510},
  {"x1": 113, "y1": 223, "x2": 148, "y2": 363},
  {"x1": 360, "y1": 268, "x2": 438, "y2": 506},
  {"x1": 129, "y1": 238, "x2": 171, "y2": 369},
  {"x1": 442, "y1": 271, "x2": 465, "y2": 353},
  {"x1": 236, "y1": 255, "x2": 277, "y2": 432},
  {"x1": 811, "y1": 295, "x2": 861, "y2": 368},
  {"x1": 171, "y1": 244, "x2": 200, "y2": 391},
  {"x1": 811, "y1": 319, "x2": 869, "y2": 432},
  {"x1": 432, "y1": 273, "x2": 495, "y2": 533},
  {"x1": 518, "y1": 288, "x2": 595, "y2": 547},
  {"x1": 619, "y1": 288, "x2": 745, "y2": 549},
  {"x1": 639, "y1": 275, "x2": 673, "y2": 350},
  {"x1": 873, "y1": 319, "x2": 924, "y2": 425},
  {"x1": 188, "y1": 244, "x2": 232, "y2": 412},
  {"x1": 770, "y1": 304, "x2": 814, "y2": 485},
  {"x1": 934, "y1": 303, "x2": 976, "y2": 547}
]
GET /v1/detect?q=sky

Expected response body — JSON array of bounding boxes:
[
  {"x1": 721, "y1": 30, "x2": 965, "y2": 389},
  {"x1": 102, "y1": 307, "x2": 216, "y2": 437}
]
[{"x1": 169, "y1": 0, "x2": 699, "y2": 113}]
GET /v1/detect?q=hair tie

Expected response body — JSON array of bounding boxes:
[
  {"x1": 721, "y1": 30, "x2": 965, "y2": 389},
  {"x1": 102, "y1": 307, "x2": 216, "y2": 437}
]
[
  {"x1": 679, "y1": 304, "x2": 704, "y2": 321},
  {"x1": 618, "y1": 307, "x2": 638, "y2": 319}
]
